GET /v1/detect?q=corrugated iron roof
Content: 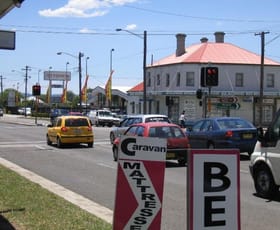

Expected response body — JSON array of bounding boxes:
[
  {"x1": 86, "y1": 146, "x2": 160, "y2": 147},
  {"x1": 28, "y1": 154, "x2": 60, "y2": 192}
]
[
  {"x1": 128, "y1": 41, "x2": 280, "y2": 92},
  {"x1": 127, "y1": 82, "x2": 143, "y2": 92},
  {"x1": 151, "y1": 42, "x2": 280, "y2": 66}
]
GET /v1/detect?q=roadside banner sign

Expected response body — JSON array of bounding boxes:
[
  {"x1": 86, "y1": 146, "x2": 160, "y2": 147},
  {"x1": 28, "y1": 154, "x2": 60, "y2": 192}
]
[
  {"x1": 113, "y1": 136, "x2": 166, "y2": 230},
  {"x1": 188, "y1": 149, "x2": 240, "y2": 230}
]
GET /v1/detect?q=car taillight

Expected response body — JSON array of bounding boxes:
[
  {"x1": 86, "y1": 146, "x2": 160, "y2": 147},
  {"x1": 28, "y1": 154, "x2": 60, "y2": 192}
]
[
  {"x1": 88, "y1": 126, "x2": 92, "y2": 131},
  {"x1": 225, "y1": 130, "x2": 233, "y2": 138},
  {"x1": 61, "y1": 127, "x2": 68, "y2": 132}
]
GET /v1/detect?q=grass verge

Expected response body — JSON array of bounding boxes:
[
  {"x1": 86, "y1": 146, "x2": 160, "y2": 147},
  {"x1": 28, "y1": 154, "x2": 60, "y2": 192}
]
[{"x1": 0, "y1": 165, "x2": 112, "y2": 230}]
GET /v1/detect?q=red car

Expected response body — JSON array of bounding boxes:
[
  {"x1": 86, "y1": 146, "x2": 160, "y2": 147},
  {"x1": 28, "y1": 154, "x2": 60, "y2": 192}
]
[{"x1": 112, "y1": 122, "x2": 190, "y2": 165}]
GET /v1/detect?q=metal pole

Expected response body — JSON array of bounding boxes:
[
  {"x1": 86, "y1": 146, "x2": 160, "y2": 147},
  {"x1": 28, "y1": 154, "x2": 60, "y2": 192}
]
[
  {"x1": 110, "y1": 48, "x2": 114, "y2": 72},
  {"x1": 143, "y1": 30, "x2": 147, "y2": 114},
  {"x1": 24, "y1": 66, "x2": 30, "y2": 117},
  {"x1": 255, "y1": 31, "x2": 269, "y2": 126},
  {"x1": 85, "y1": 57, "x2": 89, "y2": 113},
  {"x1": 79, "y1": 52, "x2": 83, "y2": 112}
]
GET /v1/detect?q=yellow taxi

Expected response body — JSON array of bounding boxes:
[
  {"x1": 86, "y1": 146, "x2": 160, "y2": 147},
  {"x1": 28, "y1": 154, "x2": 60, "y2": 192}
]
[{"x1": 46, "y1": 115, "x2": 94, "y2": 148}]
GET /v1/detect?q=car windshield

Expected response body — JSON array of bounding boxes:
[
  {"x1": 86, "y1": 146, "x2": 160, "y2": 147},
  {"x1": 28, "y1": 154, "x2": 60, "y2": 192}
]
[
  {"x1": 99, "y1": 111, "x2": 112, "y2": 117},
  {"x1": 65, "y1": 118, "x2": 89, "y2": 127},
  {"x1": 217, "y1": 119, "x2": 252, "y2": 129},
  {"x1": 145, "y1": 117, "x2": 170, "y2": 123},
  {"x1": 149, "y1": 126, "x2": 184, "y2": 138}
]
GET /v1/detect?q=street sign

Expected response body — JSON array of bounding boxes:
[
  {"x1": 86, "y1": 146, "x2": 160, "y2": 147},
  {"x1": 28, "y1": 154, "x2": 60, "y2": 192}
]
[
  {"x1": 44, "y1": 71, "x2": 71, "y2": 81},
  {"x1": 219, "y1": 97, "x2": 238, "y2": 103},
  {"x1": 0, "y1": 30, "x2": 15, "y2": 50},
  {"x1": 216, "y1": 103, "x2": 240, "y2": 110},
  {"x1": 188, "y1": 149, "x2": 240, "y2": 230},
  {"x1": 113, "y1": 136, "x2": 166, "y2": 230}
]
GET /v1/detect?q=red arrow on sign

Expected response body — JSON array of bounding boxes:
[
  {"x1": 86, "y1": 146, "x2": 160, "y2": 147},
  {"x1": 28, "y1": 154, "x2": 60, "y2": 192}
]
[{"x1": 219, "y1": 97, "x2": 238, "y2": 103}]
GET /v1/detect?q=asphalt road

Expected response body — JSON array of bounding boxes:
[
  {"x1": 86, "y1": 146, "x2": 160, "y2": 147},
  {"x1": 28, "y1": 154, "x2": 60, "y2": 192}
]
[{"x1": 0, "y1": 115, "x2": 280, "y2": 229}]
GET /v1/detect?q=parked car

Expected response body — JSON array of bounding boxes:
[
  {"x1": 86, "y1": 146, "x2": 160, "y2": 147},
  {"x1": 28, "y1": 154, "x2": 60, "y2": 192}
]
[
  {"x1": 109, "y1": 114, "x2": 171, "y2": 144},
  {"x1": 46, "y1": 115, "x2": 94, "y2": 148},
  {"x1": 18, "y1": 107, "x2": 31, "y2": 116},
  {"x1": 112, "y1": 122, "x2": 190, "y2": 165},
  {"x1": 87, "y1": 109, "x2": 115, "y2": 127},
  {"x1": 249, "y1": 108, "x2": 280, "y2": 198},
  {"x1": 186, "y1": 117, "x2": 257, "y2": 156},
  {"x1": 0, "y1": 107, "x2": 3, "y2": 116}
]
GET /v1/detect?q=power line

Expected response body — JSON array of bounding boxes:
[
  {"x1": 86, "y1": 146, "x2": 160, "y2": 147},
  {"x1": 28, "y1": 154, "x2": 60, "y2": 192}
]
[{"x1": 123, "y1": 5, "x2": 280, "y2": 23}]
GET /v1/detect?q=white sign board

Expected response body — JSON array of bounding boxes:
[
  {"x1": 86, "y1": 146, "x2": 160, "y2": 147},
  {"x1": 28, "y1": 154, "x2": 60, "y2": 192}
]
[
  {"x1": 188, "y1": 149, "x2": 240, "y2": 230},
  {"x1": 113, "y1": 136, "x2": 166, "y2": 230},
  {"x1": 44, "y1": 71, "x2": 71, "y2": 81}
]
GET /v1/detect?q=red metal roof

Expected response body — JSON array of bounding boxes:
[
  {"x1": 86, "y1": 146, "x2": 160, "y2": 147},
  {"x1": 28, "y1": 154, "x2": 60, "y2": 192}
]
[
  {"x1": 151, "y1": 42, "x2": 280, "y2": 66},
  {"x1": 128, "y1": 41, "x2": 280, "y2": 92},
  {"x1": 127, "y1": 82, "x2": 143, "y2": 92}
]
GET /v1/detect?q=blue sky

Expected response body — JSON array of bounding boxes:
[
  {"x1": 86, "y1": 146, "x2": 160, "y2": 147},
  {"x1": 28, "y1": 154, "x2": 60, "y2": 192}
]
[{"x1": 1, "y1": 0, "x2": 280, "y2": 95}]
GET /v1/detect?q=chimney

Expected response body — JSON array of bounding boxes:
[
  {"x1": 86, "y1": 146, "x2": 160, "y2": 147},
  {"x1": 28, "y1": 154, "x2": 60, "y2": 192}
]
[
  {"x1": 176, "y1": 33, "x2": 186, "y2": 56},
  {"x1": 214, "y1": 31, "x2": 225, "y2": 43},
  {"x1": 200, "y1": 37, "x2": 208, "y2": 43}
]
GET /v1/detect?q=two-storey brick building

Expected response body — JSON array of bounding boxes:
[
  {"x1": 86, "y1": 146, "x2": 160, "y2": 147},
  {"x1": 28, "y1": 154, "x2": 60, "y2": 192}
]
[{"x1": 127, "y1": 32, "x2": 280, "y2": 126}]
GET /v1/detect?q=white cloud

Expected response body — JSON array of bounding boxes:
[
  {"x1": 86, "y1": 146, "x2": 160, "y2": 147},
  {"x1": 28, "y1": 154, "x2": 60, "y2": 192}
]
[
  {"x1": 39, "y1": 0, "x2": 139, "y2": 18},
  {"x1": 125, "y1": 24, "x2": 137, "y2": 30},
  {"x1": 79, "y1": 27, "x2": 96, "y2": 33}
]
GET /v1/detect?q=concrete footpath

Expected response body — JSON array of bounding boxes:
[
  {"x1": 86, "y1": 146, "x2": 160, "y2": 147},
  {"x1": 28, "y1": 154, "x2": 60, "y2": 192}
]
[
  {"x1": 0, "y1": 114, "x2": 113, "y2": 224},
  {"x1": 0, "y1": 114, "x2": 50, "y2": 126}
]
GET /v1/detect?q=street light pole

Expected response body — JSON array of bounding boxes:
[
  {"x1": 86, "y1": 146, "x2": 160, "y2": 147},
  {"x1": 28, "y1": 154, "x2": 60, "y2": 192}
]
[
  {"x1": 143, "y1": 31, "x2": 147, "y2": 114},
  {"x1": 116, "y1": 28, "x2": 147, "y2": 114},
  {"x1": 57, "y1": 51, "x2": 84, "y2": 112},
  {"x1": 37, "y1": 69, "x2": 41, "y2": 84},
  {"x1": 85, "y1": 56, "x2": 90, "y2": 113},
  {"x1": 78, "y1": 52, "x2": 83, "y2": 112},
  {"x1": 110, "y1": 48, "x2": 114, "y2": 72}
]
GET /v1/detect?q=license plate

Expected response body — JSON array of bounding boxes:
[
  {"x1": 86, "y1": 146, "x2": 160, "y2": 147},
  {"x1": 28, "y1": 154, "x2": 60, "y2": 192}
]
[
  {"x1": 243, "y1": 133, "x2": 253, "y2": 139},
  {"x1": 167, "y1": 152, "x2": 175, "y2": 158},
  {"x1": 74, "y1": 129, "x2": 82, "y2": 135}
]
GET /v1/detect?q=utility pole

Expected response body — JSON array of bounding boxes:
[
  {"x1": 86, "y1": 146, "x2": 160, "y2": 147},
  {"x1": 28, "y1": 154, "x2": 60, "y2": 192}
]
[
  {"x1": 0, "y1": 75, "x2": 3, "y2": 106},
  {"x1": 255, "y1": 31, "x2": 269, "y2": 127},
  {"x1": 143, "y1": 30, "x2": 147, "y2": 114}
]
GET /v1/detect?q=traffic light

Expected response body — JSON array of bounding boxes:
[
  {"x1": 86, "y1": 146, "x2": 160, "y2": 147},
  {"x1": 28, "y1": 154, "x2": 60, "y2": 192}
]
[
  {"x1": 196, "y1": 89, "x2": 203, "y2": 99},
  {"x1": 32, "y1": 84, "x2": 41, "y2": 96},
  {"x1": 201, "y1": 67, "x2": 219, "y2": 87}
]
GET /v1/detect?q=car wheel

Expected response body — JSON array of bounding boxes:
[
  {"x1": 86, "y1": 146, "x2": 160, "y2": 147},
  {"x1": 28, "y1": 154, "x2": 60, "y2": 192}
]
[
  {"x1": 110, "y1": 132, "x2": 115, "y2": 144},
  {"x1": 57, "y1": 137, "x2": 62, "y2": 148},
  {"x1": 88, "y1": 142, "x2": 93, "y2": 148},
  {"x1": 254, "y1": 166, "x2": 278, "y2": 198},
  {"x1": 113, "y1": 146, "x2": 118, "y2": 161},
  {"x1": 46, "y1": 135, "x2": 52, "y2": 145}
]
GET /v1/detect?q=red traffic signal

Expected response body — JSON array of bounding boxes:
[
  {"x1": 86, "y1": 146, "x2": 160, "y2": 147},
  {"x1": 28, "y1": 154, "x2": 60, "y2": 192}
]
[
  {"x1": 32, "y1": 85, "x2": 41, "y2": 96},
  {"x1": 201, "y1": 67, "x2": 219, "y2": 87}
]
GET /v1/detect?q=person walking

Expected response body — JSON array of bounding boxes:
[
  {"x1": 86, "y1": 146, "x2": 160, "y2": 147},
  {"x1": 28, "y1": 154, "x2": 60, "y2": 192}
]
[{"x1": 179, "y1": 110, "x2": 185, "y2": 128}]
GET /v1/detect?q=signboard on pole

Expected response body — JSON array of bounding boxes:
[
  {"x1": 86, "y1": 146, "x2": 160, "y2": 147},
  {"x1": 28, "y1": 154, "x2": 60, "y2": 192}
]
[
  {"x1": 113, "y1": 136, "x2": 166, "y2": 230},
  {"x1": 188, "y1": 149, "x2": 240, "y2": 230},
  {"x1": 0, "y1": 30, "x2": 15, "y2": 50},
  {"x1": 44, "y1": 71, "x2": 71, "y2": 81}
]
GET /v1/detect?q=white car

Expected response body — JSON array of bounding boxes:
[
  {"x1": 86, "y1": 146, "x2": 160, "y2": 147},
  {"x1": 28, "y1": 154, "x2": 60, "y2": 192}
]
[
  {"x1": 87, "y1": 109, "x2": 115, "y2": 127},
  {"x1": 249, "y1": 109, "x2": 280, "y2": 198},
  {"x1": 109, "y1": 114, "x2": 171, "y2": 144},
  {"x1": 18, "y1": 107, "x2": 31, "y2": 116}
]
